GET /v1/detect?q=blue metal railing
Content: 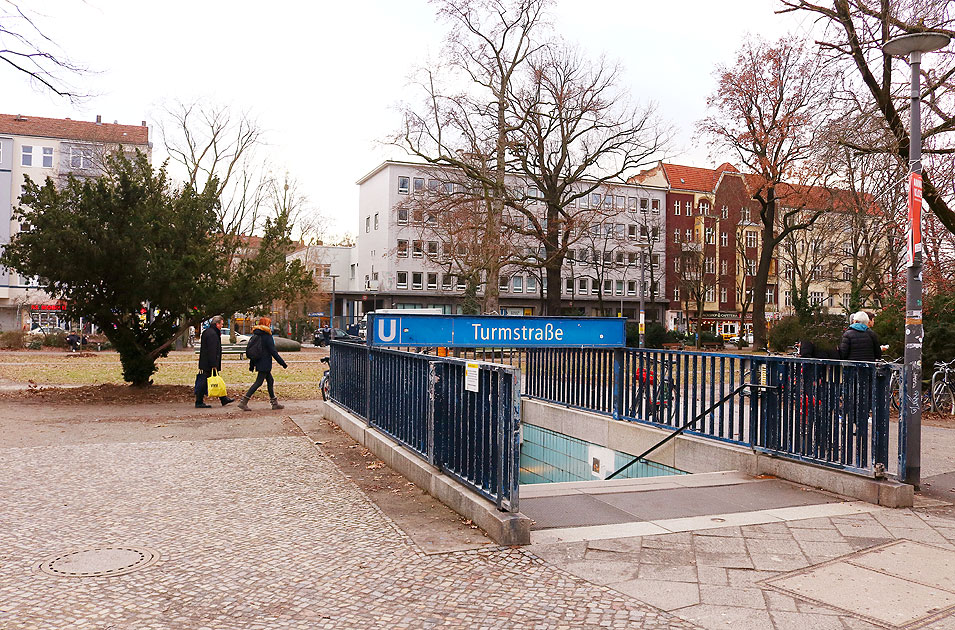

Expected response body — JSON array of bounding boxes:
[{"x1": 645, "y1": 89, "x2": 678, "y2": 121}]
[
  {"x1": 525, "y1": 348, "x2": 895, "y2": 477},
  {"x1": 328, "y1": 342, "x2": 521, "y2": 512}
]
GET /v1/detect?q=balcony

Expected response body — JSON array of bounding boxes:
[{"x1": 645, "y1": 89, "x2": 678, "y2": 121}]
[{"x1": 681, "y1": 242, "x2": 702, "y2": 253}]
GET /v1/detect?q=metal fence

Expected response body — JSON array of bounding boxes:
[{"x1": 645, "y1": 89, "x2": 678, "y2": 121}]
[
  {"x1": 525, "y1": 348, "x2": 896, "y2": 477},
  {"x1": 328, "y1": 341, "x2": 521, "y2": 512}
]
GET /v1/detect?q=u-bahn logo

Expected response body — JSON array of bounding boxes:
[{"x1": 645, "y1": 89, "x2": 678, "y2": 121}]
[{"x1": 377, "y1": 317, "x2": 398, "y2": 342}]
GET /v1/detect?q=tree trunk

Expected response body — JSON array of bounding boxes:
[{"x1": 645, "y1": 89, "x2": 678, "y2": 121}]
[{"x1": 545, "y1": 263, "x2": 562, "y2": 315}]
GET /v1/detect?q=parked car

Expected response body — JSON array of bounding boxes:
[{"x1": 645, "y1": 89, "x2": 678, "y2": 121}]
[
  {"x1": 314, "y1": 328, "x2": 362, "y2": 346},
  {"x1": 728, "y1": 333, "x2": 753, "y2": 345},
  {"x1": 219, "y1": 328, "x2": 250, "y2": 343},
  {"x1": 27, "y1": 325, "x2": 66, "y2": 336}
]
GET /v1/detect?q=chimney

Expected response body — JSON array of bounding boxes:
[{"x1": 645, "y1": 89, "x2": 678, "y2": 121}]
[
  {"x1": 141, "y1": 120, "x2": 146, "y2": 127},
  {"x1": 95, "y1": 115, "x2": 102, "y2": 125}
]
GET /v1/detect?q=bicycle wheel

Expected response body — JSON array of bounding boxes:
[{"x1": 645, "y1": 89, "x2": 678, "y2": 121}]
[
  {"x1": 320, "y1": 375, "x2": 329, "y2": 401},
  {"x1": 932, "y1": 375, "x2": 955, "y2": 415}
]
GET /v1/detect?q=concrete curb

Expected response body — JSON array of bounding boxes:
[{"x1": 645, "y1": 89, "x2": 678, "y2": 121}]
[
  {"x1": 524, "y1": 399, "x2": 913, "y2": 509},
  {"x1": 321, "y1": 401, "x2": 532, "y2": 546}
]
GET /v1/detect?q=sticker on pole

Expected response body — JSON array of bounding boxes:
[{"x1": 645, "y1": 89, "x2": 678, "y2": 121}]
[
  {"x1": 907, "y1": 171, "x2": 923, "y2": 268},
  {"x1": 465, "y1": 362, "x2": 480, "y2": 393}
]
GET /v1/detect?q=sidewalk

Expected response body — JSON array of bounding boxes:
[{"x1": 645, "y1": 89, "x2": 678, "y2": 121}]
[{"x1": 1, "y1": 400, "x2": 954, "y2": 629}]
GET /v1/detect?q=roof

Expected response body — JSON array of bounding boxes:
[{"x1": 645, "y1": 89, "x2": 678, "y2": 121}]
[
  {"x1": 742, "y1": 174, "x2": 877, "y2": 213},
  {"x1": 0, "y1": 114, "x2": 148, "y2": 145},
  {"x1": 661, "y1": 162, "x2": 739, "y2": 193}
]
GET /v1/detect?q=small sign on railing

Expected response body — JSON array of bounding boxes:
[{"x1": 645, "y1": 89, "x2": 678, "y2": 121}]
[{"x1": 465, "y1": 362, "x2": 480, "y2": 392}]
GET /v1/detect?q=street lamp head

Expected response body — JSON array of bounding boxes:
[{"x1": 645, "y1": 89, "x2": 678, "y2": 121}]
[{"x1": 884, "y1": 32, "x2": 951, "y2": 57}]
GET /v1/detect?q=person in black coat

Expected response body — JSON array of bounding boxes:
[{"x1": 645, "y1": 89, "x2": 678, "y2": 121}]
[
  {"x1": 238, "y1": 316, "x2": 288, "y2": 411},
  {"x1": 839, "y1": 311, "x2": 883, "y2": 362},
  {"x1": 196, "y1": 315, "x2": 235, "y2": 408}
]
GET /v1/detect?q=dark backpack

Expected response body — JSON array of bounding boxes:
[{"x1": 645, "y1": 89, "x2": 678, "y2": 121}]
[{"x1": 245, "y1": 334, "x2": 265, "y2": 361}]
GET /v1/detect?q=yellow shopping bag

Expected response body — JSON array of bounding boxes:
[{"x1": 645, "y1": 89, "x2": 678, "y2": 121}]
[{"x1": 207, "y1": 369, "x2": 227, "y2": 398}]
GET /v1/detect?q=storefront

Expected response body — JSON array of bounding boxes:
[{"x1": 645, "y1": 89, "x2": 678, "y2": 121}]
[{"x1": 28, "y1": 301, "x2": 68, "y2": 329}]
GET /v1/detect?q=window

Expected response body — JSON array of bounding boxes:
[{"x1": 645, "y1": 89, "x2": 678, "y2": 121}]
[
  {"x1": 603, "y1": 279, "x2": 613, "y2": 294},
  {"x1": 746, "y1": 259, "x2": 757, "y2": 276},
  {"x1": 412, "y1": 272, "x2": 423, "y2": 290},
  {"x1": 604, "y1": 223, "x2": 614, "y2": 238},
  {"x1": 527, "y1": 276, "x2": 537, "y2": 293},
  {"x1": 442, "y1": 274, "x2": 452, "y2": 290},
  {"x1": 499, "y1": 275, "x2": 508, "y2": 293},
  {"x1": 843, "y1": 265, "x2": 852, "y2": 281},
  {"x1": 628, "y1": 252, "x2": 638, "y2": 265},
  {"x1": 428, "y1": 179, "x2": 440, "y2": 193},
  {"x1": 69, "y1": 146, "x2": 93, "y2": 169},
  {"x1": 513, "y1": 276, "x2": 524, "y2": 293},
  {"x1": 627, "y1": 280, "x2": 637, "y2": 296},
  {"x1": 674, "y1": 200, "x2": 681, "y2": 215},
  {"x1": 615, "y1": 280, "x2": 624, "y2": 296},
  {"x1": 766, "y1": 287, "x2": 776, "y2": 304},
  {"x1": 842, "y1": 292, "x2": 851, "y2": 307},
  {"x1": 616, "y1": 251, "x2": 625, "y2": 265},
  {"x1": 705, "y1": 285, "x2": 715, "y2": 302},
  {"x1": 374, "y1": 213, "x2": 379, "y2": 230},
  {"x1": 628, "y1": 197, "x2": 637, "y2": 211},
  {"x1": 640, "y1": 198, "x2": 649, "y2": 213},
  {"x1": 652, "y1": 226, "x2": 660, "y2": 241},
  {"x1": 397, "y1": 240, "x2": 409, "y2": 257},
  {"x1": 397, "y1": 272, "x2": 408, "y2": 289},
  {"x1": 413, "y1": 177, "x2": 425, "y2": 194},
  {"x1": 578, "y1": 278, "x2": 589, "y2": 295},
  {"x1": 603, "y1": 194, "x2": 613, "y2": 209},
  {"x1": 685, "y1": 201, "x2": 693, "y2": 214},
  {"x1": 397, "y1": 208, "x2": 408, "y2": 225},
  {"x1": 456, "y1": 275, "x2": 466, "y2": 290},
  {"x1": 592, "y1": 192, "x2": 602, "y2": 207},
  {"x1": 565, "y1": 277, "x2": 574, "y2": 293},
  {"x1": 674, "y1": 286, "x2": 680, "y2": 301},
  {"x1": 700, "y1": 201, "x2": 710, "y2": 215},
  {"x1": 652, "y1": 199, "x2": 660, "y2": 213},
  {"x1": 720, "y1": 259, "x2": 727, "y2": 275},
  {"x1": 427, "y1": 273, "x2": 438, "y2": 290},
  {"x1": 528, "y1": 186, "x2": 540, "y2": 203},
  {"x1": 685, "y1": 228, "x2": 692, "y2": 242},
  {"x1": 21, "y1": 145, "x2": 32, "y2": 166},
  {"x1": 742, "y1": 208, "x2": 751, "y2": 222},
  {"x1": 603, "y1": 250, "x2": 612, "y2": 264},
  {"x1": 720, "y1": 287, "x2": 728, "y2": 303},
  {"x1": 721, "y1": 232, "x2": 728, "y2": 247},
  {"x1": 427, "y1": 241, "x2": 438, "y2": 257},
  {"x1": 398, "y1": 176, "x2": 410, "y2": 194},
  {"x1": 42, "y1": 147, "x2": 53, "y2": 168},
  {"x1": 616, "y1": 195, "x2": 626, "y2": 209},
  {"x1": 412, "y1": 240, "x2": 423, "y2": 258},
  {"x1": 721, "y1": 205, "x2": 728, "y2": 219},
  {"x1": 674, "y1": 229, "x2": 680, "y2": 243},
  {"x1": 578, "y1": 248, "x2": 589, "y2": 263},
  {"x1": 705, "y1": 257, "x2": 716, "y2": 274},
  {"x1": 628, "y1": 225, "x2": 638, "y2": 241},
  {"x1": 651, "y1": 254, "x2": 659, "y2": 268},
  {"x1": 412, "y1": 209, "x2": 424, "y2": 224},
  {"x1": 365, "y1": 216, "x2": 371, "y2": 233},
  {"x1": 674, "y1": 258, "x2": 681, "y2": 273},
  {"x1": 579, "y1": 193, "x2": 589, "y2": 209},
  {"x1": 746, "y1": 231, "x2": 758, "y2": 249},
  {"x1": 705, "y1": 227, "x2": 715, "y2": 244},
  {"x1": 785, "y1": 290, "x2": 793, "y2": 306}
]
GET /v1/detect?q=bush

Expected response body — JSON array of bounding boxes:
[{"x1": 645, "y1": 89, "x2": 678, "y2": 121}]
[
  {"x1": 272, "y1": 336, "x2": 302, "y2": 352},
  {"x1": 27, "y1": 338, "x2": 42, "y2": 350},
  {"x1": 768, "y1": 316, "x2": 803, "y2": 352},
  {"x1": 770, "y1": 313, "x2": 845, "y2": 355},
  {"x1": 0, "y1": 331, "x2": 26, "y2": 349},
  {"x1": 42, "y1": 332, "x2": 66, "y2": 348}
]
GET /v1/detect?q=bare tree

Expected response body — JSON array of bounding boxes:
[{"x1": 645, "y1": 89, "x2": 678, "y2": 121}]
[
  {"x1": 509, "y1": 46, "x2": 668, "y2": 314},
  {"x1": 395, "y1": 0, "x2": 550, "y2": 313},
  {"x1": 699, "y1": 35, "x2": 836, "y2": 349},
  {"x1": 676, "y1": 248, "x2": 708, "y2": 347},
  {"x1": 0, "y1": 1, "x2": 85, "y2": 100},
  {"x1": 779, "y1": 0, "x2": 955, "y2": 236}
]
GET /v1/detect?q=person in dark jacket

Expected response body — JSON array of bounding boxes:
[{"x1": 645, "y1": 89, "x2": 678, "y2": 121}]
[
  {"x1": 238, "y1": 316, "x2": 288, "y2": 411},
  {"x1": 196, "y1": 315, "x2": 235, "y2": 408},
  {"x1": 839, "y1": 311, "x2": 883, "y2": 362}
]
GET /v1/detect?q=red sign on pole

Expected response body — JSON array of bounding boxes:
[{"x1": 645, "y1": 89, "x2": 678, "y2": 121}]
[{"x1": 907, "y1": 172, "x2": 923, "y2": 267}]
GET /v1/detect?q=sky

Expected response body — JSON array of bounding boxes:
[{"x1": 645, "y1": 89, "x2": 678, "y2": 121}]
[{"x1": 4, "y1": 1, "x2": 809, "y2": 240}]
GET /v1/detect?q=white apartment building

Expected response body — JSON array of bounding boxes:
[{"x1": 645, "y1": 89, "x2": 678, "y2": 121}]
[
  {"x1": 0, "y1": 114, "x2": 151, "y2": 330},
  {"x1": 347, "y1": 160, "x2": 668, "y2": 319}
]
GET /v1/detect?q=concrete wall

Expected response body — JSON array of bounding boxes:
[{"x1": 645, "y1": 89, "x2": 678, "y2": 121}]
[{"x1": 523, "y1": 398, "x2": 912, "y2": 508}]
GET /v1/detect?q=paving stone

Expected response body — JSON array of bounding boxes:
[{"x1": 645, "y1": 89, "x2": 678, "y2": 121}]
[
  {"x1": 788, "y1": 526, "x2": 846, "y2": 542},
  {"x1": 694, "y1": 551, "x2": 754, "y2": 569},
  {"x1": 586, "y1": 537, "x2": 643, "y2": 554},
  {"x1": 692, "y1": 527, "x2": 742, "y2": 538},
  {"x1": 767, "y1": 610, "x2": 844, "y2": 630},
  {"x1": 749, "y1": 553, "x2": 809, "y2": 572},
  {"x1": 693, "y1": 536, "x2": 746, "y2": 554},
  {"x1": 638, "y1": 564, "x2": 698, "y2": 583},
  {"x1": 0, "y1": 437, "x2": 699, "y2": 630},
  {"x1": 761, "y1": 590, "x2": 797, "y2": 612},
  {"x1": 695, "y1": 566, "x2": 728, "y2": 586},
  {"x1": 613, "y1": 580, "x2": 700, "y2": 612},
  {"x1": 698, "y1": 585, "x2": 765, "y2": 609},
  {"x1": 639, "y1": 547, "x2": 698, "y2": 565},
  {"x1": 794, "y1": 540, "x2": 854, "y2": 559},
  {"x1": 675, "y1": 603, "x2": 774, "y2": 630}
]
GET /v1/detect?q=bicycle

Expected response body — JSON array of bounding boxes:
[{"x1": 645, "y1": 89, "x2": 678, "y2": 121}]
[
  {"x1": 633, "y1": 358, "x2": 677, "y2": 424},
  {"x1": 319, "y1": 356, "x2": 330, "y2": 401},
  {"x1": 887, "y1": 357, "x2": 937, "y2": 413},
  {"x1": 931, "y1": 359, "x2": 955, "y2": 415}
]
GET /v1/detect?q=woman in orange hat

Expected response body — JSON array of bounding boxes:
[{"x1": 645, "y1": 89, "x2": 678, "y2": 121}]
[{"x1": 237, "y1": 316, "x2": 288, "y2": 410}]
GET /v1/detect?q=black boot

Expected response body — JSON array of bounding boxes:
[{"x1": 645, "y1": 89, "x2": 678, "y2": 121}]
[
  {"x1": 195, "y1": 399, "x2": 212, "y2": 408},
  {"x1": 220, "y1": 396, "x2": 235, "y2": 406}
]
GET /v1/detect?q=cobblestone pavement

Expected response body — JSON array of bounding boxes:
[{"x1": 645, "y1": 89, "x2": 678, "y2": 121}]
[{"x1": 0, "y1": 435, "x2": 700, "y2": 629}]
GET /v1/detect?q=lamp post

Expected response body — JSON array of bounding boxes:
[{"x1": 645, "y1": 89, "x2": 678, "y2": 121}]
[{"x1": 884, "y1": 31, "x2": 951, "y2": 487}]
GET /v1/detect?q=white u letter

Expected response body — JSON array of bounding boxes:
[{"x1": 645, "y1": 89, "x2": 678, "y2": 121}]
[{"x1": 378, "y1": 318, "x2": 397, "y2": 342}]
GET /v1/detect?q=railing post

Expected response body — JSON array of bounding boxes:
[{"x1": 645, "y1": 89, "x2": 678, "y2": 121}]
[
  {"x1": 363, "y1": 347, "x2": 372, "y2": 424},
  {"x1": 426, "y1": 361, "x2": 438, "y2": 466},
  {"x1": 612, "y1": 348, "x2": 624, "y2": 421},
  {"x1": 872, "y1": 363, "x2": 890, "y2": 475}
]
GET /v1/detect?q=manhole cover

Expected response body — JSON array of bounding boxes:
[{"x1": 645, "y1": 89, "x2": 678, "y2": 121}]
[{"x1": 37, "y1": 547, "x2": 159, "y2": 577}]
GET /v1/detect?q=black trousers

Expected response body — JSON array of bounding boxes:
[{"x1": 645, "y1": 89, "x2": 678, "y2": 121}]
[
  {"x1": 196, "y1": 368, "x2": 229, "y2": 404},
  {"x1": 244, "y1": 370, "x2": 275, "y2": 398}
]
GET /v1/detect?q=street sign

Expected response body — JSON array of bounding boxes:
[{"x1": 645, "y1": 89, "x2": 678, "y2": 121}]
[
  {"x1": 907, "y1": 171, "x2": 923, "y2": 267},
  {"x1": 366, "y1": 314, "x2": 625, "y2": 348}
]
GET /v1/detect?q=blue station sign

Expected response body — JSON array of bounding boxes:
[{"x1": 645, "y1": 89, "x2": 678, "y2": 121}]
[{"x1": 367, "y1": 314, "x2": 625, "y2": 348}]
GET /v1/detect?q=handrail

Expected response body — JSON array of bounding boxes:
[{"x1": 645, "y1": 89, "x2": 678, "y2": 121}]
[{"x1": 606, "y1": 380, "x2": 777, "y2": 480}]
